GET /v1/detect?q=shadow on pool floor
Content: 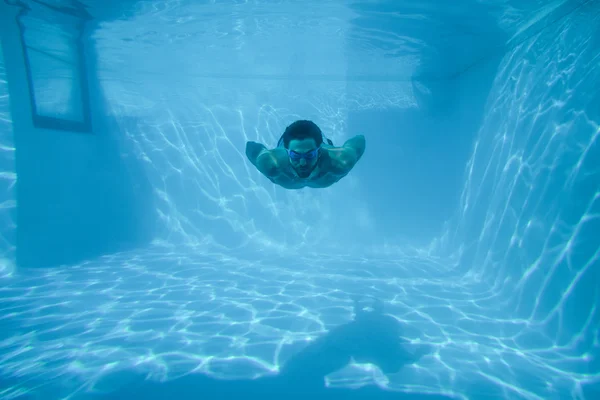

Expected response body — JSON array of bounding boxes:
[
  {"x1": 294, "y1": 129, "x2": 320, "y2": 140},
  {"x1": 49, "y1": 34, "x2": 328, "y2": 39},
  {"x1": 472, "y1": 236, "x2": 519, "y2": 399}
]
[
  {"x1": 0, "y1": 297, "x2": 462, "y2": 400},
  {"x1": 84, "y1": 297, "x2": 457, "y2": 400}
]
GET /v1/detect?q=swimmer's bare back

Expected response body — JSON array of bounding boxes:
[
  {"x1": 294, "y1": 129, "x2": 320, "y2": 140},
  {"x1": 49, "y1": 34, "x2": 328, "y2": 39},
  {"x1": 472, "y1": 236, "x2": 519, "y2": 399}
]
[{"x1": 246, "y1": 135, "x2": 365, "y2": 189}]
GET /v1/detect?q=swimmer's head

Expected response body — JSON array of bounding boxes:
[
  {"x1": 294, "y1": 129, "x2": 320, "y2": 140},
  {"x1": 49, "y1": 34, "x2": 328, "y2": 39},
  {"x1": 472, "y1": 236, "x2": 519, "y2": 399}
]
[{"x1": 282, "y1": 120, "x2": 323, "y2": 178}]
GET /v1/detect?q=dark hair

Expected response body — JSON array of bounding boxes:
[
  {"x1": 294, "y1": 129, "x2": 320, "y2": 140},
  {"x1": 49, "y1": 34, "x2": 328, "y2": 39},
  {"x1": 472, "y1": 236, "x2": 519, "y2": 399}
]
[{"x1": 281, "y1": 120, "x2": 323, "y2": 149}]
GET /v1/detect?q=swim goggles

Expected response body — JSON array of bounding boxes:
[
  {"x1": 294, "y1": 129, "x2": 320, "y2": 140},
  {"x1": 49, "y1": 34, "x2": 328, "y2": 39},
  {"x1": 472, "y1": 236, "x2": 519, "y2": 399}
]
[{"x1": 288, "y1": 147, "x2": 320, "y2": 161}]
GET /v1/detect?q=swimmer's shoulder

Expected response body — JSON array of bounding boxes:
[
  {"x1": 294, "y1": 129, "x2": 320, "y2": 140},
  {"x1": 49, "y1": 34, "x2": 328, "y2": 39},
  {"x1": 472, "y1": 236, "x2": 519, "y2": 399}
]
[
  {"x1": 321, "y1": 135, "x2": 365, "y2": 173},
  {"x1": 256, "y1": 147, "x2": 290, "y2": 177}
]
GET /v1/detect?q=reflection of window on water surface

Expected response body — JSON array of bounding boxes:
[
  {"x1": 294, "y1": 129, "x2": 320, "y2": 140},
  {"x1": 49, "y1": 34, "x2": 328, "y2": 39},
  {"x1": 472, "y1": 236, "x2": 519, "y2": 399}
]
[{"x1": 12, "y1": 0, "x2": 92, "y2": 132}]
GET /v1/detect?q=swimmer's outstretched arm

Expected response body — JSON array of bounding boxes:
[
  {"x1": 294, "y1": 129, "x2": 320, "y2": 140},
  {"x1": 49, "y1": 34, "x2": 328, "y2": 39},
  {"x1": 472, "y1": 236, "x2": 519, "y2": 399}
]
[
  {"x1": 245, "y1": 141, "x2": 287, "y2": 178},
  {"x1": 343, "y1": 134, "x2": 366, "y2": 162},
  {"x1": 326, "y1": 134, "x2": 366, "y2": 172},
  {"x1": 245, "y1": 141, "x2": 267, "y2": 166}
]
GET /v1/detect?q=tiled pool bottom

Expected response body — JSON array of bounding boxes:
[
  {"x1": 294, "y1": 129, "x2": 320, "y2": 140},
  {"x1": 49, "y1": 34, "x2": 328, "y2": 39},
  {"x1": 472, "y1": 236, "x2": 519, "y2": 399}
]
[{"x1": 0, "y1": 246, "x2": 591, "y2": 399}]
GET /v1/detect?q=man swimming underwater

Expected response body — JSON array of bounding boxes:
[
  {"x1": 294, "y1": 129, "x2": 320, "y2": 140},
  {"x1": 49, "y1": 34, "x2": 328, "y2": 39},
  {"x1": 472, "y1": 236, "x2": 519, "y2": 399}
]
[{"x1": 245, "y1": 120, "x2": 366, "y2": 189}]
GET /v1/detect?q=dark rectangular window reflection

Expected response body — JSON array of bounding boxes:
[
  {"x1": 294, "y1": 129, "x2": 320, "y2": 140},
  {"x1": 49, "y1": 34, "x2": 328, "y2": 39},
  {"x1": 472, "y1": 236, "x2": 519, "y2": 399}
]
[{"x1": 15, "y1": 1, "x2": 92, "y2": 132}]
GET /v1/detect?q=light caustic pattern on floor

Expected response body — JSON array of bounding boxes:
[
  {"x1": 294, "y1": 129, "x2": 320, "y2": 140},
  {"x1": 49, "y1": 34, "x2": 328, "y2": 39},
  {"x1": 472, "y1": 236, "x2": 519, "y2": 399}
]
[{"x1": 0, "y1": 247, "x2": 592, "y2": 400}]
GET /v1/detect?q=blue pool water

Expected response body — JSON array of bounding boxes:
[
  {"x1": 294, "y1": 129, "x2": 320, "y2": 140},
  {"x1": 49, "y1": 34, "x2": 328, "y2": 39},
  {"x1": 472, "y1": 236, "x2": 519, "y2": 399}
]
[{"x1": 0, "y1": 0, "x2": 599, "y2": 399}]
